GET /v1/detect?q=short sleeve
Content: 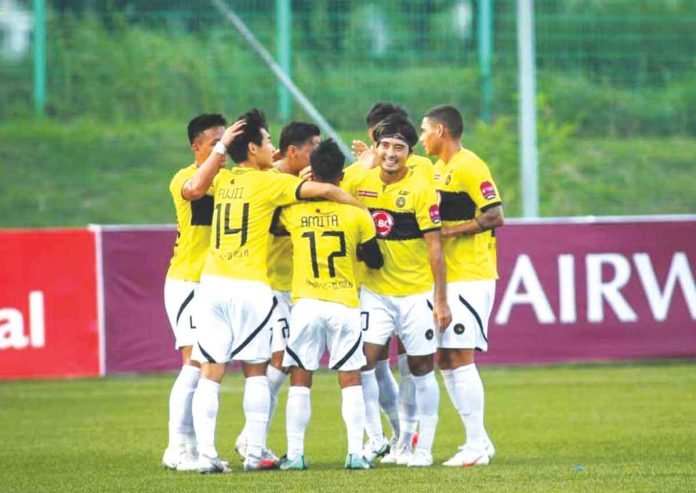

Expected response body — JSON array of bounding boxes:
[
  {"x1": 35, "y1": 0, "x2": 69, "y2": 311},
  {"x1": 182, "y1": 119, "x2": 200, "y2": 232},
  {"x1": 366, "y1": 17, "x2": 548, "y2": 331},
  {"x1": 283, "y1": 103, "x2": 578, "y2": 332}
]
[
  {"x1": 414, "y1": 184, "x2": 441, "y2": 233},
  {"x1": 459, "y1": 159, "x2": 502, "y2": 212},
  {"x1": 341, "y1": 162, "x2": 370, "y2": 196},
  {"x1": 357, "y1": 209, "x2": 377, "y2": 244}
]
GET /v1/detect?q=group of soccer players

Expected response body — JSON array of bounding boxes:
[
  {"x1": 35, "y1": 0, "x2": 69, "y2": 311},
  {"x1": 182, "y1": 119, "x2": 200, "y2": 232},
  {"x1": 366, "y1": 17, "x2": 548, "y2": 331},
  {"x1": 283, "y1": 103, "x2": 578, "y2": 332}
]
[{"x1": 161, "y1": 102, "x2": 504, "y2": 473}]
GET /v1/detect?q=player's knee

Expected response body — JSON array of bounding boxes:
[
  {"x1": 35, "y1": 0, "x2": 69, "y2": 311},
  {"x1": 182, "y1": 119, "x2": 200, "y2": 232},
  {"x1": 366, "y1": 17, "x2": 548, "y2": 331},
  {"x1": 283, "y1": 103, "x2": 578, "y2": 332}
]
[{"x1": 407, "y1": 355, "x2": 434, "y2": 376}]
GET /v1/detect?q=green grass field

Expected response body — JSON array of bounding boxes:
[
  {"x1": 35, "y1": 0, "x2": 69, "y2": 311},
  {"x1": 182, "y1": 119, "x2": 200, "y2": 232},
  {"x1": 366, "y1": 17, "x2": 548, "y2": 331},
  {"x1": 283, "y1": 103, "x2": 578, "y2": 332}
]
[{"x1": 1, "y1": 362, "x2": 695, "y2": 492}]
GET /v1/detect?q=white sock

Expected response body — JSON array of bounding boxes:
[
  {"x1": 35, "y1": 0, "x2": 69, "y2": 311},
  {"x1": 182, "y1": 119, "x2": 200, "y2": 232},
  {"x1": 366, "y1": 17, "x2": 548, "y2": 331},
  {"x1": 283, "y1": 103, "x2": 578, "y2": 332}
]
[
  {"x1": 440, "y1": 367, "x2": 466, "y2": 434},
  {"x1": 412, "y1": 371, "x2": 439, "y2": 454},
  {"x1": 341, "y1": 385, "x2": 366, "y2": 456},
  {"x1": 243, "y1": 375, "x2": 270, "y2": 459},
  {"x1": 267, "y1": 365, "x2": 287, "y2": 434},
  {"x1": 452, "y1": 364, "x2": 487, "y2": 449},
  {"x1": 397, "y1": 354, "x2": 417, "y2": 444},
  {"x1": 168, "y1": 364, "x2": 200, "y2": 449},
  {"x1": 192, "y1": 378, "x2": 220, "y2": 459},
  {"x1": 286, "y1": 386, "x2": 311, "y2": 460},
  {"x1": 361, "y1": 369, "x2": 384, "y2": 443},
  {"x1": 375, "y1": 359, "x2": 400, "y2": 438}
]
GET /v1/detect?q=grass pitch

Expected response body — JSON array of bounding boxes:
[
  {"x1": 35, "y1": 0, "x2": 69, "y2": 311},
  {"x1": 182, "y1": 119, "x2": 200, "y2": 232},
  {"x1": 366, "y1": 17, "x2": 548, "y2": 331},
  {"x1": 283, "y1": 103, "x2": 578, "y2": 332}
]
[{"x1": 1, "y1": 362, "x2": 695, "y2": 492}]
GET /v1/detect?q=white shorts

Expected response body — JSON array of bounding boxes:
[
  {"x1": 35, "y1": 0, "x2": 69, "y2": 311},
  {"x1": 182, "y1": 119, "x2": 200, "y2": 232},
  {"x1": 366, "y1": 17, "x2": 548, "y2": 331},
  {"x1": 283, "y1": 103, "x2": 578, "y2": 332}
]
[
  {"x1": 282, "y1": 298, "x2": 366, "y2": 372},
  {"x1": 271, "y1": 290, "x2": 292, "y2": 354},
  {"x1": 191, "y1": 276, "x2": 276, "y2": 364},
  {"x1": 359, "y1": 287, "x2": 437, "y2": 357},
  {"x1": 164, "y1": 278, "x2": 199, "y2": 349},
  {"x1": 439, "y1": 280, "x2": 496, "y2": 352}
]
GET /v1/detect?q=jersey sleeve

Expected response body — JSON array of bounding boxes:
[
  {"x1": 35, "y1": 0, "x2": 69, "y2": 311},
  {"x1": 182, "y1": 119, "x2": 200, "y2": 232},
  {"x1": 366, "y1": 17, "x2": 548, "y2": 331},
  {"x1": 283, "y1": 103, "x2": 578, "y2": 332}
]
[
  {"x1": 341, "y1": 162, "x2": 370, "y2": 196},
  {"x1": 356, "y1": 208, "x2": 377, "y2": 244},
  {"x1": 169, "y1": 170, "x2": 186, "y2": 199},
  {"x1": 414, "y1": 183, "x2": 442, "y2": 234},
  {"x1": 268, "y1": 172, "x2": 304, "y2": 207},
  {"x1": 459, "y1": 159, "x2": 502, "y2": 212}
]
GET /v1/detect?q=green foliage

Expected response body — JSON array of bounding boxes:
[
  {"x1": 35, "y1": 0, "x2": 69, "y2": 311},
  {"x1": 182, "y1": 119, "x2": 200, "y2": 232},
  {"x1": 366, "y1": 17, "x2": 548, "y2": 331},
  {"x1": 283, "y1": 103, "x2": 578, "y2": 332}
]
[{"x1": 1, "y1": 364, "x2": 695, "y2": 492}]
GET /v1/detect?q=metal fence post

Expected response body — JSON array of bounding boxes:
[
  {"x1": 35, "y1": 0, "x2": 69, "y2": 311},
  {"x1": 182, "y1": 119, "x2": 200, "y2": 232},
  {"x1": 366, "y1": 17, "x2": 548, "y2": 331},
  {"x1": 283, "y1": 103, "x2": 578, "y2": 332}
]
[
  {"x1": 477, "y1": 0, "x2": 493, "y2": 123},
  {"x1": 33, "y1": 0, "x2": 46, "y2": 117},
  {"x1": 276, "y1": 0, "x2": 291, "y2": 121}
]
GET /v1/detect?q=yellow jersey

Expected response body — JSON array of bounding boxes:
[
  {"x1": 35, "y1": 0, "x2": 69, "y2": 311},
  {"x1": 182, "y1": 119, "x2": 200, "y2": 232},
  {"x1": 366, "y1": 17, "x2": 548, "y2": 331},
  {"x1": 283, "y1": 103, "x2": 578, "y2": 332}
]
[
  {"x1": 351, "y1": 166, "x2": 441, "y2": 296},
  {"x1": 267, "y1": 210, "x2": 293, "y2": 292},
  {"x1": 342, "y1": 153, "x2": 434, "y2": 197},
  {"x1": 201, "y1": 166, "x2": 304, "y2": 283},
  {"x1": 280, "y1": 201, "x2": 376, "y2": 308},
  {"x1": 434, "y1": 148, "x2": 502, "y2": 281},
  {"x1": 167, "y1": 164, "x2": 214, "y2": 282}
]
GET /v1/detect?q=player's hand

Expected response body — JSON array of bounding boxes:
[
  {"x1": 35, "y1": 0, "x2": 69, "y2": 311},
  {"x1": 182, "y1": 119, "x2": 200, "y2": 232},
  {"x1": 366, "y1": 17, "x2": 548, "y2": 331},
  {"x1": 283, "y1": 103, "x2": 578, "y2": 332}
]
[
  {"x1": 221, "y1": 119, "x2": 246, "y2": 147},
  {"x1": 433, "y1": 299, "x2": 452, "y2": 332},
  {"x1": 299, "y1": 165, "x2": 314, "y2": 181},
  {"x1": 352, "y1": 139, "x2": 369, "y2": 158},
  {"x1": 272, "y1": 148, "x2": 282, "y2": 162}
]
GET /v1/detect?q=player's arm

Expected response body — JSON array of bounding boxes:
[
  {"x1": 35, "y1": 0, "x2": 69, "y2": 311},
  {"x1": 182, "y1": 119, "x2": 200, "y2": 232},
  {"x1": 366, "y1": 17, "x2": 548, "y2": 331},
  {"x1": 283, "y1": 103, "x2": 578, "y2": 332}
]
[
  {"x1": 181, "y1": 119, "x2": 246, "y2": 200},
  {"x1": 441, "y1": 204, "x2": 505, "y2": 238},
  {"x1": 424, "y1": 230, "x2": 452, "y2": 332},
  {"x1": 297, "y1": 181, "x2": 367, "y2": 210},
  {"x1": 357, "y1": 238, "x2": 383, "y2": 269}
]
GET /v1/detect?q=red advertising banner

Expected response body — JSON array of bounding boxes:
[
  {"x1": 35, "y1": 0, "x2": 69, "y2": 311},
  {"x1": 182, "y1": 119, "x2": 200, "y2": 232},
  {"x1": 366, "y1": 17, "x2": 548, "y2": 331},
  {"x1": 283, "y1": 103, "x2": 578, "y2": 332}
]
[
  {"x1": 479, "y1": 218, "x2": 696, "y2": 364},
  {"x1": 0, "y1": 229, "x2": 100, "y2": 379}
]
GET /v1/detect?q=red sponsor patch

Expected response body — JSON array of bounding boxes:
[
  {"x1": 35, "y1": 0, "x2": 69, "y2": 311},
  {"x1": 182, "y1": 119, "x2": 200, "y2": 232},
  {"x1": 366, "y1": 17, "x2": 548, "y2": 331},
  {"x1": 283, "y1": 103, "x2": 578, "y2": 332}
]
[
  {"x1": 357, "y1": 190, "x2": 378, "y2": 198},
  {"x1": 371, "y1": 210, "x2": 394, "y2": 237},
  {"x1": 429, "y1": 204, "x2": 441, "y2": 224},
  {"x1": 480, "y1": 181, "x2": 497, "y2": 200}
]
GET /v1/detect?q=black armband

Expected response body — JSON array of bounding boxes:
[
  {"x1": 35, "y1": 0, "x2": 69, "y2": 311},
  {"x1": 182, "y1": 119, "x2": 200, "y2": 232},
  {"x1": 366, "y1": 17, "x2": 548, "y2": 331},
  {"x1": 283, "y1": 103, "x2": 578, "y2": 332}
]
[{"x1": 357, "y1": 237, "x2": 384, "y2": 269}]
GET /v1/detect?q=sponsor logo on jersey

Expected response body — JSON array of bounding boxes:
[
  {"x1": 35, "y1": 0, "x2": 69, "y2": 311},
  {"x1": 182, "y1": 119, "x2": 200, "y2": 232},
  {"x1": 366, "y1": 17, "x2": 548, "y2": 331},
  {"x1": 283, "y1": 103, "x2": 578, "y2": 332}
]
[
  {"x1": 358, "y1": 190, "x2": 378, "y2": 198},
  {"x1": 371, "y1": 210, "x2": 395, "y2": 237},
  {"x1": 429, "y1": 205, "x2": 441, "y2": 224},
  {"x1": 480, "y1": 181, "x2": 497, "y2": 200}
]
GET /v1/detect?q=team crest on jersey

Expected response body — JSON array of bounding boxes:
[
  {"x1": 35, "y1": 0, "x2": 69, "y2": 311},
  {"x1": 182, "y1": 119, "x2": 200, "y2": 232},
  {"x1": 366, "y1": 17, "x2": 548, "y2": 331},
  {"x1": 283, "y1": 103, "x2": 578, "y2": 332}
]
[
  {"x1": 396, "y1": 196, "x2": 406, "y2": 208},
  {"x1": 358, "y1": 190, "x2": 378, "y2": 198},
  {"x1": 480, "y1": 181, "x2": 497, "y2": 200},
  {"x1": 429, "y1": 205, "x2": 441, "y2": 224},
  {"x1": 372, "y1": 210, "x2": 394, "y2": 237},
  {"x1": 445, "y1": 174, "x2": 452, "y2": 185}
]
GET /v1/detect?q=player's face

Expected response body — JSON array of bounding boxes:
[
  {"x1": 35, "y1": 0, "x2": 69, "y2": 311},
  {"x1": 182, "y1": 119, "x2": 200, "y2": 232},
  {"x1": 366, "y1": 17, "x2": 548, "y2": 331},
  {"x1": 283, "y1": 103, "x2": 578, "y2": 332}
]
[
  {"x1": 290, "y1": 135, "x2": 321, "y2": 173},
  {"x1": 256, "y1": 128, "x2": 276, "y2": 169},
  {"x1": 419, "y1": 117, "x2": 442, "y2": 156},
  {"x1": 376, "y1": 137, "x2": 410, "y2": 174},
  {"x1": 192, "y1": 126, "x2": 226, "y2": 163}
]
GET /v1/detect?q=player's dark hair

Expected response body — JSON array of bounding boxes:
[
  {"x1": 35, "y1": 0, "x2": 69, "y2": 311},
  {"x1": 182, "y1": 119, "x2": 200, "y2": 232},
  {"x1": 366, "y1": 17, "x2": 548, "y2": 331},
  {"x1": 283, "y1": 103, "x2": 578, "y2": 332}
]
[
  {"x1": 424, "y1": 105, "x2": 464, "y2": 139},
  {"x1": 227, "y1": 108, "x2": 268, "y2": 164},
  {"x1": 187, "y1": 113, "x2": 227, "y2": 144},
  {"x1": 373, "y1": 114, "x2": 419, "y2": 150},
  {"x1": 365, "y1": 102, "x2": 408, "y2": 128},
  {"x1": 279, "y1": 121, "x2": 321, "y2": 155},
  {"x1": 310, "y1": 139, "x2": 345, "y2": 182}
]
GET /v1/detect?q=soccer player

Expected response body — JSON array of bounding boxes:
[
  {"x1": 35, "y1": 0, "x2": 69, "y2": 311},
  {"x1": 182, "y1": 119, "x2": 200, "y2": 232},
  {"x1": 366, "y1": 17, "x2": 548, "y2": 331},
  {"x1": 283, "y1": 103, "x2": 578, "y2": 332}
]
[
  {"x1": 345, "y1": 103, "x2": 431, "y2": 459},
  {"x1": 419, "y1": 105, "x2": 504, "y2": 467},
  {"x1": 277, "y1": 139, "x2": 384, "y2": 471},
  {"x1": 235, "y1": 121, "x2": 321, "y2": 460},
  {"x1": 162, "y1": 113, "x2": 228, "y2": 471},
  {"x1": 351, "y1": 114, "x2": 451, "y2": 467},
  {"x1": 184, "y1": 109, "x2": 364, "y2": 473}
]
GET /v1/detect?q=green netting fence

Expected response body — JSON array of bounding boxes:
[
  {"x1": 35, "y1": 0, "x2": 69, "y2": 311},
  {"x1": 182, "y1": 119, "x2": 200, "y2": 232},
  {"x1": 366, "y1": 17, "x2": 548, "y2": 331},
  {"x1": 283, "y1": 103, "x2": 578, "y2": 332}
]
[{"x1": 1, "y1": 0, "x2": 695, "y2": 135}]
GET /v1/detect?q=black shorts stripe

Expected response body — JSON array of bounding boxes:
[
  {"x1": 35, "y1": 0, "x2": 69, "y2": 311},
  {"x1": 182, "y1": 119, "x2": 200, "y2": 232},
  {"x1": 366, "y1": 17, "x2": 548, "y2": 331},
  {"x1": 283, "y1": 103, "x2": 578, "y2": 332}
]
[
  {"x1": 176, "y1": 289, "x2": 195, "y2": 326},
  {"x1": 190, "y1": 195, "x2": 214, "y2": 226},
  {"x1": 331, "y1": 333, "x2": 362, "y2": 371},
  {"x1": 368, "y1": 208, "x2": 423, "y2": 241},
  {"x1": 480, "y1": 201, "x2": 502, "y2": 213},
  {"x1": 230, "y1": 296, "x2": 279, "y2": 359},
  {"x1": 197, "y1": 342, "x2": 217, "y2": 363},
  {"x1": 285, "y1": 345, "x2": 305, "y2": 369},
  {"x1": 458, "y1": 294, "x2": 487, "y2": 343},
  {"x1": 439, "y1": 191, "x2": 476, "y2": 222}
]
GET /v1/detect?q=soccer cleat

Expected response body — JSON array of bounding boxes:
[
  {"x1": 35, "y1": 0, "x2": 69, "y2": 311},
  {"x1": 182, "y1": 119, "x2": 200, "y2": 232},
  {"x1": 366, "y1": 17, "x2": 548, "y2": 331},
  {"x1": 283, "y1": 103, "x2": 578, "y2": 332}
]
[
  {"x1": 344, "y1": 453, "x2": 371, "y2": 470},
  {"x1": 279, "y1": 454, "x2": 307, "y2": 471},
  {"x1": 261, "y1": 447, "x2": 280, "y2": 463},
  {"x1": 196, "y1": 455, "x2": 232, "y2": 474},
  {"x1": 363, "y1": 437, "x2": 390, "y2": 465},
  {"x1": 243, "y1": 453, "x2": 279, "y2": 471},
  {"x1": 162, "y1": 446, "x2": 197, "y2": 471},
  {"x1": 379, "y1": 436, "x2": 399, "y2": 464},
  {"x1": 442, "y1": 445, "x2": 490, "y2": 467},
  {"x1": 234, "y1": 433, "x2": 248, "y2": 461},
  {"x1": 381, "y1": 437, "x2": 413, "y2": 465},
  {"x1": 484, "y1": 438, "x2": 496, "y2": 460},
  {"x1": 407, "y1": 448, "x2": 433, "y2": 467}
]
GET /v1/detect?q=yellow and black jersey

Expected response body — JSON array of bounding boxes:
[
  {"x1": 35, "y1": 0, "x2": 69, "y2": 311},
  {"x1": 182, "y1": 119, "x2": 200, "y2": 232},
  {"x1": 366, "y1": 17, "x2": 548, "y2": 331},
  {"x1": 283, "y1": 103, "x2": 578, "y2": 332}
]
[
  {"x1": 201, "y1": 167, "x2": 304, "y2": 283},
  {"x1": 280, "y1": 201, "x2": 376, "y2": 308},
  {"x1": 167, "y1": 164, "x2": 214, "y2": 282},
  {"x1": 351, "y1": 166, "x2": 441, "y2": 296},
  {"x1": 434, "y1": 148, "x2": 502, "y2": 281},
  {"x1": 341, "y1": 153, "x2": 434, "y2": 197},
  {"x1": 267, "y1": 210, "x2": 293, "y2": 292}
]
